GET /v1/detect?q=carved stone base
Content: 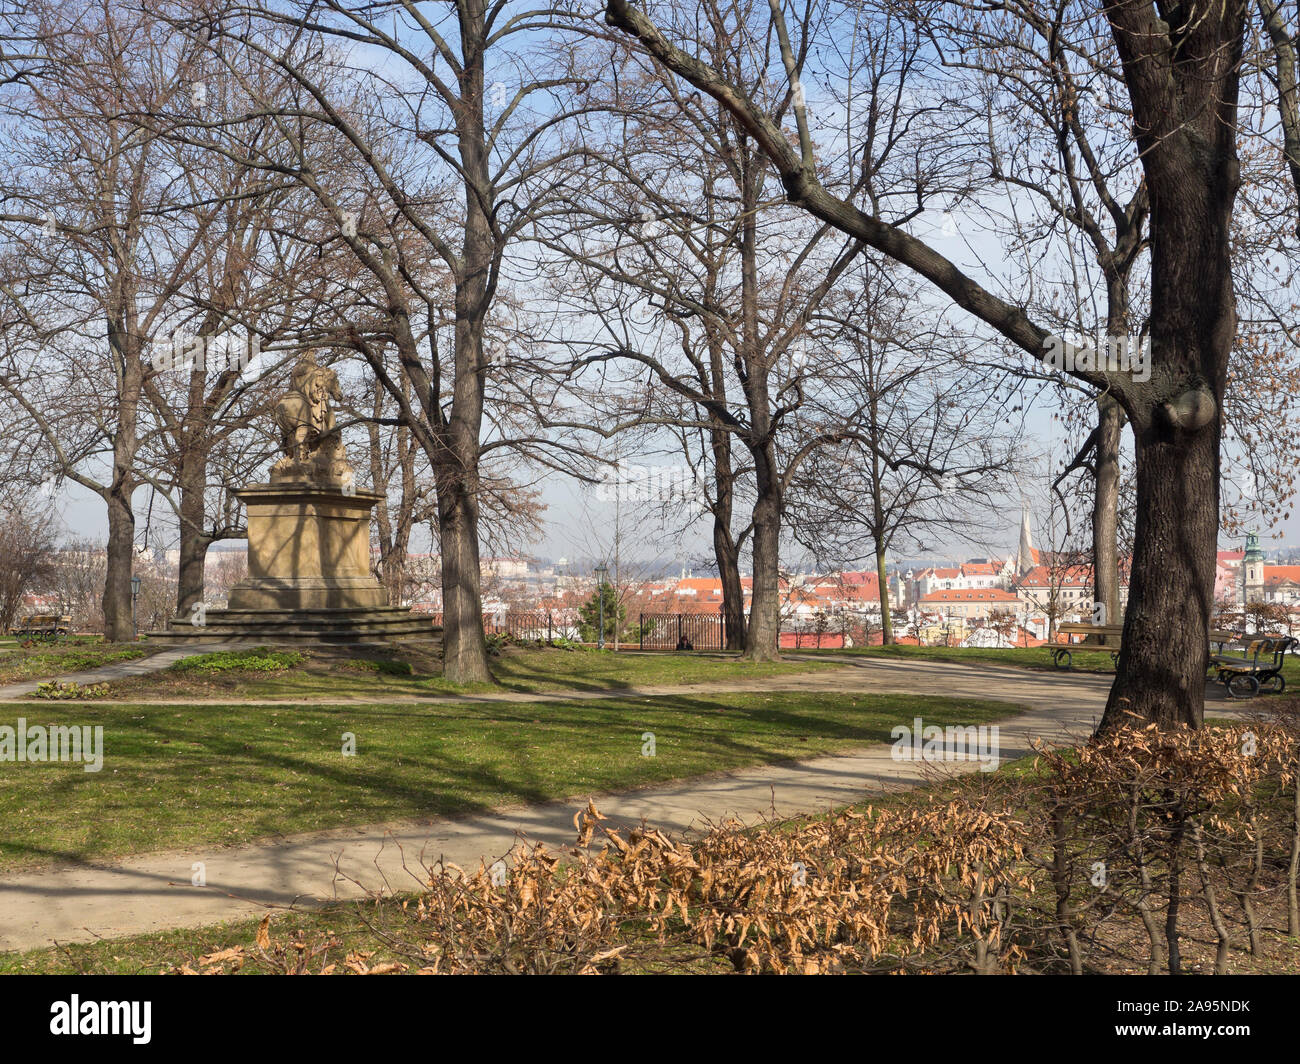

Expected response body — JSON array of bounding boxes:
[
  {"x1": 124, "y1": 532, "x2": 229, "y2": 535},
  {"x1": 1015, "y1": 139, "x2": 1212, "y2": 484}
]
[{"x1": 149, "y1": 481, "x2": 436, "y2": 645}]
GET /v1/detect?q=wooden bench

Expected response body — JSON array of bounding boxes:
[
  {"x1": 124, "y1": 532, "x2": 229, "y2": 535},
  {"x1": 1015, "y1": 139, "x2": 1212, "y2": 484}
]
[
  {"x1": 8, "y1": 614, "x2": 72, "y2": 641},
  {"x1": 1053, "y1": 623, "x2": 1125, "y2": 669},
  {"x1": 1052, "y1": 623, "x2": 1238, "y2": 671},
  {"x1": 1209, "y1": 636, "x2": 1297, "y2": 698}
]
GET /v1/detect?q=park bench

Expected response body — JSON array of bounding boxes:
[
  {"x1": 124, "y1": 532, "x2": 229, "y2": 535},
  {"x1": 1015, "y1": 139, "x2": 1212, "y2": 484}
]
[
  {"x1": 8, "y1": 613, "x2": 72, "y2": 641},
  {"x1": 1209, "y1": 635, "x2": 1298, "y2": 699},
  {"x1": 1053, "y1": 623, "x2": 1237, "y2": 671},
  {"x1": 1053, "y1": 623, "x2": 1125, "y2": 669}
]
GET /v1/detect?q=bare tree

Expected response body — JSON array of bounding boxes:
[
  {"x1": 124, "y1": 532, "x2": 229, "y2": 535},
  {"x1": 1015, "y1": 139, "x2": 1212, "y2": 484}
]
[
  {"x1": 604, "y1": 0, "x2": 1255, "y2": 729},
  {"x1": 789, "y1": 267, "x2": 1027, "y2": 643},
  {"x1": 162, "y1": 0, "x2": 596, "y2": 682},
  {"x1": 0, "y1": 0, "x2": 234, "y2": 639},
  {"x1": 0, "y1": 492, "x2": 57, "y2": 634}
]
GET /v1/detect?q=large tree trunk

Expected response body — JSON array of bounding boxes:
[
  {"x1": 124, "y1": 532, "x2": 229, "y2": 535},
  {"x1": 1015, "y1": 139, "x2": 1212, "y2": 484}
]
[
  {"x1": 1098, "y1": 0, "x2": 1242, "y2": 731},
  {"x1": 437, "y1": 474, "x2": 489, "y2": 682},
  {"x1": 426, "y1": 0, "x2": 493, "y2": 686},
  {"x1": 1102, "y1": 417, "x2": 1221, "y2": 729},
  {"x1": 102, "y1": 481, "x2": 136, "y2": 641}
]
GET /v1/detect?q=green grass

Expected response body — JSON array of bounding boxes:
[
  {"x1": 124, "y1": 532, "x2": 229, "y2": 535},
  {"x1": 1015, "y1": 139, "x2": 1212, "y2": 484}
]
[
  {"x1": 800, "y1": 643, "x2": 1119, "y2": 673},
  {"x1": 170, "y1": 648, "x2": 306, "y2": 674},
  {"x1": 806, "y1": 641, "x2": 1300, "y2": 688},
  {"x1": 102, "y1": 644, "x2": 833, "y2": 700},
  {"x1": 0, "y1": 689, "x2": 1024, "y2": 872},
  {"x1": 0, "y1": 641, "x2": 150, "y2": 686}
]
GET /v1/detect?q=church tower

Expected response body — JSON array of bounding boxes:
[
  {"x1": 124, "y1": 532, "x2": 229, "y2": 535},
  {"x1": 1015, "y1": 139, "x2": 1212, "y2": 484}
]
[{"x1": 1244, "y1": 530, "x2": 1265, "y2": 602}]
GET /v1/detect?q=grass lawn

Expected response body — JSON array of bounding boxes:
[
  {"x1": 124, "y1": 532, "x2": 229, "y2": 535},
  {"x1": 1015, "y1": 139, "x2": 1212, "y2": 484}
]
[
  {"x1": 0, "y1": 639, "x2": 151, "y2": 686},
  {"x1": 806, "y1": 641, "x2": 1300, "y2": 686},
  {"x1": 0, "y1": 689, "x2": 1023, "y2": 872},
  {"x1": 97, "y1": 643, "x2": 833, "y2": 700},
  {"x1": 1, "y1": 742, "x2": 1032, "y2": 977}
]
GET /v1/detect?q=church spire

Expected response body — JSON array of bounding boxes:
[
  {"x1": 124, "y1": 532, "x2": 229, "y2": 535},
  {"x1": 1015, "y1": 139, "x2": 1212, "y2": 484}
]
[{"x1": 1017, "y1": 506, "x2": 1034, "y2": 575}]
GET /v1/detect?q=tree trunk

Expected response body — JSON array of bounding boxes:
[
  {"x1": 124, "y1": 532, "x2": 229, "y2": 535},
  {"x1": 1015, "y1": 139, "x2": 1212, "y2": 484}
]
[
  {"x1": 1092, "y1": 393, "x2": 1123, "y2": 640},
  {"x1": 102, "y1": 316, "x2": 141, "y2": 642},
  {"x1": 715, "y1": 518, "x2": 746, "y2": 651},
  {"x1": 176, "y1": 442, "x2": 211, "y2": 618},
  {"x1": 744, "y1": 447, "x2": 782, "y2": 661},
  {"x1": 437, "y1": 476, "x2": 489, "y2": 682},
  {"x1": 1096, "y1": 0, "x2": 1242, "y2": 731},
  {"x1": 709, "y1": 418, "x2": 745, "y2": 651},
  {"x1": 875, "y1": 534, "x2": 893, "y2": 645},
  {"x1": 1101, "y1": 418, "x2": 1220, "y2": 729},
  {"x1": 102, "y1": 482, "x2": 136, "y2": 641}
]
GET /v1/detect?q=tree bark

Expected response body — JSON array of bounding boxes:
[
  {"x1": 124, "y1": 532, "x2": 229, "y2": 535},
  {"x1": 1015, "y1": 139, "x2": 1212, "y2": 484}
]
[
  {"x1": 714, "y1": 514, "x2": 746, "y2": 651},
  {"x1": 176, "y1": 440, "x2": 211, "y2": 618},
  {"x1": 437, "y1": 473, "x2": 489, "y2": 682},
  {"x1": 101, "y1": 317, "x2": 142, "y2": 642},
  {"x1": 875, "y1": 533, "x2": 893, "y2": 645},
  {"x1": 1098, "y1": 0, "x2": 1242, "y2": 731},
  {"x1": 1092, "y1": 393, "x2": 1123, "y2": 639},
  {"x1": 745, "y1": 445, "x2": 783, "y2": 661}
]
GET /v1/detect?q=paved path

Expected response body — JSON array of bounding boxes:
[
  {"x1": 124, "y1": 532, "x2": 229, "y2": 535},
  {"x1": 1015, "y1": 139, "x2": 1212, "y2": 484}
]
[
  {"x1": 0, "y1": 641, "x2": 250, "y2": 701},
  {"x1": 0, "y1": 656, "x2": 1240, "y2": 953}
]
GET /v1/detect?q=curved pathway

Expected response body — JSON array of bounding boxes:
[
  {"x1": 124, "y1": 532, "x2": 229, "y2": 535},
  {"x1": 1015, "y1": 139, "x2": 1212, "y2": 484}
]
[{"x1": 0, "y1": 655, "x2": 1241, "y2": 953}]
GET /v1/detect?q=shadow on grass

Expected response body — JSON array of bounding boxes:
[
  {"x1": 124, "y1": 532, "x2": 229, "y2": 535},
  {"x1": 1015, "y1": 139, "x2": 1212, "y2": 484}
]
[{"x1": 0, "y1": 689, "x2": 1022, "y2": 871}]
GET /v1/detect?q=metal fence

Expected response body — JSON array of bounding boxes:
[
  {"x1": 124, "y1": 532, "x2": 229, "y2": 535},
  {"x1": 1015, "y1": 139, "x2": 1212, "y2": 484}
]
[
  {"x1": 637, "y1": 611, "x2": 725, "y2": 651},
  {"x1": 423, "y1": 609, "x2": 726, "y2": 649}
]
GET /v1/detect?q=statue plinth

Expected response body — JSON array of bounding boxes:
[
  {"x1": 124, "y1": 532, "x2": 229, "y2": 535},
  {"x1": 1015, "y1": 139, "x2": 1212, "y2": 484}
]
[{"x1": 226, "y1": 482, "x2": 388, "y2": 611}]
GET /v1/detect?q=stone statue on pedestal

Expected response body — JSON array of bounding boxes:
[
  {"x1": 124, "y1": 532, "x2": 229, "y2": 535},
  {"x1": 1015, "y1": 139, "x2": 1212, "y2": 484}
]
[
  {"x1": 149, "y1": 348, "x2": 437, "y2": 643},
  {"x1": 272, "y1": 352, "x2": 354, "y2": 485}
]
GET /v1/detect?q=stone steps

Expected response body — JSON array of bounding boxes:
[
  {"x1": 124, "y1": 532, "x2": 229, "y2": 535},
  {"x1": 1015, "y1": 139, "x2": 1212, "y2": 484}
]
[{"x1": 147, "y1": 607, "x2": 442, "y2": 644}]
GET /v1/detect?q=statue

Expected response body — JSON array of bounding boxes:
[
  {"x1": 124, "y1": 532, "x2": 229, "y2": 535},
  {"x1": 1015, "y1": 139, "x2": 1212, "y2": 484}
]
[{"x1": 272, "y1": 352, "x2": 353, "y2": 486}]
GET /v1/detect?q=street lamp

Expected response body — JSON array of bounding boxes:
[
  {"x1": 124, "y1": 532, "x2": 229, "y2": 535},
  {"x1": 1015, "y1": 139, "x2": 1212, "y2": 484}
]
[
  {"x1": 594, "y1": 564, "x2": 608, "y2": 650},
  {"x1": 130, "y1": 575, "x2": 142, "y2": 641}
]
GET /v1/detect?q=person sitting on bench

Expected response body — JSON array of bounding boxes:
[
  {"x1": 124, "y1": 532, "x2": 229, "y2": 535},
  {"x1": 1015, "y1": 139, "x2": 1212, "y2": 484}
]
[{"x1": 675, "y1": 634, "x2": 694, "y2": 651}]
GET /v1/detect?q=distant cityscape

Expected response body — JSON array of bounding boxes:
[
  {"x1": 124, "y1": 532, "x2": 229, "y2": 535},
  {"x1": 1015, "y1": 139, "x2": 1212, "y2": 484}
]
[{"x1": 23, "y1": 522, "x2": 1299, "y2": 647}]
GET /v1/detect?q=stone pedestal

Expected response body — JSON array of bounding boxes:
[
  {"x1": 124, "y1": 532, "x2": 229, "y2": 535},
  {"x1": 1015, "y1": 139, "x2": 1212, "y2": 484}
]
[
  {"x1": 151, "y1": 482, "x2": 438, "y2": 645},
  {"x1": 228, "y1": 483, "x2": 388, "y2": 611}
]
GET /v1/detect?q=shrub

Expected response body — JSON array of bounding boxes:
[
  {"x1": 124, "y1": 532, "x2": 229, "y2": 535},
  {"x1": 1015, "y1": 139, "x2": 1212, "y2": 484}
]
[
  {"x1": 170, "y1": 648, "x2": 304, "y2": 674},
  {"x1": 33, "y1": 681, "x2": 109, "y2": 700}
]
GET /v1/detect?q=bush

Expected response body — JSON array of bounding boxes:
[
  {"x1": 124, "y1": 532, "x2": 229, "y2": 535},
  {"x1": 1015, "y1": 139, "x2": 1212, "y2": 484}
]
[
  {"x1": 170, "y1": 648, "x2": 304, "y2": 674},
  {"x1": 33, "y1": 680, "x2": 109, "y2": 700}
]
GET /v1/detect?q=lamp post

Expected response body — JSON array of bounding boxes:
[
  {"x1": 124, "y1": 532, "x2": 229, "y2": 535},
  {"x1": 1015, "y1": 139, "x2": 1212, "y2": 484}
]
[
  {"x1": 594, "y1": 564, "x2": 608, "y2": 649},
  {"x1": 130, "y1": 575, "x2": 141, "y2": 641}
]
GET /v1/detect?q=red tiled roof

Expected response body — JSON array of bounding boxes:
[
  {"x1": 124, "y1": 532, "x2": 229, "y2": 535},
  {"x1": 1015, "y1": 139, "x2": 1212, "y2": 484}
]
[{"x1": 920, "y1": 588, "x2": 1020, "y2": 603}]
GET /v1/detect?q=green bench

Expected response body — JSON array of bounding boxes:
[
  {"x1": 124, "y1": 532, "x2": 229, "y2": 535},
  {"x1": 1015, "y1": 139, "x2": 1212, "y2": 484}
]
[{"x1": 1209, "y1": 636, "x2": 1297, "y2": 699}]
